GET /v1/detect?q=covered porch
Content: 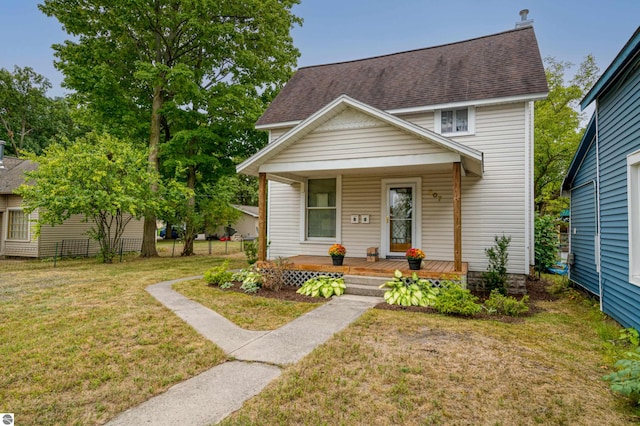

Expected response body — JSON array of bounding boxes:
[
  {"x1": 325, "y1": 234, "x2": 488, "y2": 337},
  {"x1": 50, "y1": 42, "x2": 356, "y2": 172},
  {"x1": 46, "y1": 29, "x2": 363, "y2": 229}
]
[{"x1": 237, "y1": 96, "x2": 485, "y2": 274}]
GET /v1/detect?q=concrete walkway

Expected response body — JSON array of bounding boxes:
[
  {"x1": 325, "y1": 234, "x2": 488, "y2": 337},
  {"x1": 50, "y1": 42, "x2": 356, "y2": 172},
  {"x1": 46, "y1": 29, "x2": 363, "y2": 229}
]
[{"x1": 106, "y1": 277, "x2": 381, "y2": 426}]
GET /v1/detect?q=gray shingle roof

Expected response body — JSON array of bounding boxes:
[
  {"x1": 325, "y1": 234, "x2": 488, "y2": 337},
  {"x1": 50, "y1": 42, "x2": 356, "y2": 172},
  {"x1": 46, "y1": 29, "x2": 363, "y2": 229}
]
[
  {"x1": 257, "y1": 27, "x2": 548, "y2": 126},
  {"x1": 0, "y1": 157, "x2": 37, "y2": 194}
]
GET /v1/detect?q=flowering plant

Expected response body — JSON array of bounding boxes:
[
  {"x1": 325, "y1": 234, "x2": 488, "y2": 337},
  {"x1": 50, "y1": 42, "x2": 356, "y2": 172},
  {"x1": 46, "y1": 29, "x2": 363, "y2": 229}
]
[
  {"x1": 328, "y1": 244, "x2": 346, "y2": 257},
  {"x1": 405, "y1": 248, "x2": 425, "y2": 260}
]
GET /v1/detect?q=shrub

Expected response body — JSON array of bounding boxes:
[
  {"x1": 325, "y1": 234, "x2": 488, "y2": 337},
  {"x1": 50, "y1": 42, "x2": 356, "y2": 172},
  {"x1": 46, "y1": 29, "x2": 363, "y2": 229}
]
[
  {"x1": 261, "y1": 257, "x2": 292, "y2": 292},
  {"x1": 379, "y1": 269, "x2": 438, "y2": 307},
  {"x1": 244, "y1": 240, "x2": 259, "y2": 265},
  {"x1": 297, "y1": 276, "x2": 345, "y2": 298},
  {"x1": 483, "y1": 289, "x2": 529, "y2": 317},
  {"x1": 432, "y1": 281, "x2": 482, "y2": 316},
  {"x1": 535, "y1": 214, "x2": 558, "y2": 276},
  {"x1": 232, "y1": 267, "x2": 263, "y2": 293},
  {"x1": 203, "y1": 261, "x2": 233, "y2": 287},
  {"x1": 603, "y1": 347, "x2": 640, "y2": 405},
  {"x1": 482, "y1": 235, "x2": 511, "y2": 294}
]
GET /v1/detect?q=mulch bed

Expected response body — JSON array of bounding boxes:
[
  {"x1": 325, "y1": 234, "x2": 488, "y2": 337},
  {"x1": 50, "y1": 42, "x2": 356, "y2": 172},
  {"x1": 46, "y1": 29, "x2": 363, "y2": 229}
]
[
  {"x1": 224, "y1": 275, "x2": 560, "y2": 321},
  {"x1": 373, "y1": 275, "x2": 558, "y2": 322}
]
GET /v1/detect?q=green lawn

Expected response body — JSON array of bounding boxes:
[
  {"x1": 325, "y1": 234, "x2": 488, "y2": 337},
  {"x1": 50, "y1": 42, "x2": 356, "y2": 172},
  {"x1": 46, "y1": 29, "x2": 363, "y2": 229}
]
[
  {"x1": 2, "y1": 253, "x2": 638, "y2": 425},
  {"x1": 0, "y1": 252, "x2": 245, "y2": 425},
  {"x1": 220, "y1": 282, "x2": 640, "y2": 425}
]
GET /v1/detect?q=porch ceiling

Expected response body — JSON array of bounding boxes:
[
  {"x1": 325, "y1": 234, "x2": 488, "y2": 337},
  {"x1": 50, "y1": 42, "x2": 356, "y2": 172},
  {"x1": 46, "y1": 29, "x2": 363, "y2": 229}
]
[{"x1": 266, "y1": 161, "x2": 457, "y2": 184}]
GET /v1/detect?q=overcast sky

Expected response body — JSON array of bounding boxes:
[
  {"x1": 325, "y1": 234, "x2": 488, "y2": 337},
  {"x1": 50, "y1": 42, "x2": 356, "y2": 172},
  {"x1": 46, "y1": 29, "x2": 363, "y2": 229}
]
[{"x1": 1, "y1": 1, "x2": 639, "y2": 98}]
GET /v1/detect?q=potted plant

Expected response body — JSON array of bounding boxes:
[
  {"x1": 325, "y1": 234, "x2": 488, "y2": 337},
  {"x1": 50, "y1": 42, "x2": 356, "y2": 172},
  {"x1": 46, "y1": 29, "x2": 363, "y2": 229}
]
[
  {"x1": 328, "y1": 244, "x2": 347, "y2": 266},
  {"x1": 405, "y1": 248, "x2": 425, "y2": 270}
]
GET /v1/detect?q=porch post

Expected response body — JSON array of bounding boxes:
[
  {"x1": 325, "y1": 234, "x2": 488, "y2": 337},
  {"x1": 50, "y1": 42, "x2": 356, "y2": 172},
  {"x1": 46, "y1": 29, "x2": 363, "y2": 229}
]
[
  {"x1": 453, "y1": 162, "x2": 462, "y2": 271},
  {"x1": 258, "y1": 172, "x2": 267, "y2": 262}
]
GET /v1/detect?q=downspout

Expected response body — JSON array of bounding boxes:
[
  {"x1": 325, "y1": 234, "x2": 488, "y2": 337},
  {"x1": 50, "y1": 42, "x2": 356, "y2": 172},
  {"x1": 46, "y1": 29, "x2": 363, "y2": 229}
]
[{"x1": 595, "y1": 101, "x2": 603, "y2": 311}]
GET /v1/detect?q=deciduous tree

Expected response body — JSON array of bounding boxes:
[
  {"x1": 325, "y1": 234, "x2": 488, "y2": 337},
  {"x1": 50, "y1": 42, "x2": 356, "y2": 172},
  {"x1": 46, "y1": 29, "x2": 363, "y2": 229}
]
[
  {"x1": 17, "y1": 133, "x2": 163, "y2": 263},
  {"x1": 534, "y1": 56, "x2": 599, "y2": 215},
  {"x1": 40, "y1": 0, "x2": 301, "y2": 256}
]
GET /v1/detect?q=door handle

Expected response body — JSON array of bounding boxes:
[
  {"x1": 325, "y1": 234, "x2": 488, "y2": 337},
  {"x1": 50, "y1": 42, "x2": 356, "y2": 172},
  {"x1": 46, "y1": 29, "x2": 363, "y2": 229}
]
[{"x1": 386, "y1": 216, "x2": 390, "y2": 223}]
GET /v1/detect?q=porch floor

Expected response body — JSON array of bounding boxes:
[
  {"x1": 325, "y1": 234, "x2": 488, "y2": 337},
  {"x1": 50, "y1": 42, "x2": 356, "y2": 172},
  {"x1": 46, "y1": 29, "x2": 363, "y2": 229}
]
[{"x1": 279, "y1": 255, "x2": 467, "y2": 280}]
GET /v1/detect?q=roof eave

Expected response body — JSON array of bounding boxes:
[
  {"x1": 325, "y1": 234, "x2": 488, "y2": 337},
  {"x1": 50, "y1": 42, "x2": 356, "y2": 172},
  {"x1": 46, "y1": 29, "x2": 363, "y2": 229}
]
[
  {"x1": 562, "y1": 114, "x2": 597, "y2": 194},
  {"x1": 581, "y1": 26, "x2": 640, "y2": 109}
]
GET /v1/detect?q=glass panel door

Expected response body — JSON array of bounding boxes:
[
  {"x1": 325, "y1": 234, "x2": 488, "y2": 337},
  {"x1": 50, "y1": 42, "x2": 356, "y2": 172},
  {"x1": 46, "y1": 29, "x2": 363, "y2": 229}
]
[{"x1": 388, "y1": 186, "x2": 413, "y2": 253}]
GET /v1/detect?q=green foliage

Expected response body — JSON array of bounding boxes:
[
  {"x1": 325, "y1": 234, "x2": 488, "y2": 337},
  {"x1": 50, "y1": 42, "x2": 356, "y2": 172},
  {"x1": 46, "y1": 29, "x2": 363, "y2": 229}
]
[
  {"x1": 232, "y1": 268, "x2": 264, "y2": 293},
  {"x1": 17, "y1": 132, "x2": 166, "y2": 263},
  {"x1": 534, "y1": 56, "x2": 600, "y2": 215},
  {"x1": 379, "y1": 269, "x2": 439, "y2": 307},
  {"x1": 432, "y1": 281, "x2": 482, "y2": 316},
  {"x1": 297, "y1": 276, "x2": 346, "y2": 299},
  {"x1": 204, "y1": 261, "x2": 234, "y2": 287},
  {"x1": 620, "y1": 328, "x2": 640, "y2": 347},
  {"x1": 0, "y1": 66, "x2": 78, "y2": 156},
  {"x1": 535, "y1": 214, "x2": 559, "y2": 275},
  {"x1": 483, "y1": 289, "x2": 530, "y2": 317},
  {"x1": 245, "y1": 239, "x2": 270, "y2": 265},
  {"x1": 482, "y1": 235, "x2": 511, "y2": 294},
  {"x1": 603, "y1": 347, "x2": 640, "y2": 405},
  {"x1": 40, "y1": 0, "x2": 303, "y2": 256}
]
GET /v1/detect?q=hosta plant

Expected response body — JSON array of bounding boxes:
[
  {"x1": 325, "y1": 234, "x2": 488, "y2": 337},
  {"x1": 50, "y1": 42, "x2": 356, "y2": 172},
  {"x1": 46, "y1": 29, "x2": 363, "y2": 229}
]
[
  {"x1": 297, "y1": 276, "x2": 345, "y2": 298},
  {"x1": 603, "y1": 347, "x2": 640, "y2": 404},
  {"x1": 379, "y1": 269, "x2": 438, "y2": 307},
  {"x1": 232, "y1": 268, "x2": 263, "y2": 293}
]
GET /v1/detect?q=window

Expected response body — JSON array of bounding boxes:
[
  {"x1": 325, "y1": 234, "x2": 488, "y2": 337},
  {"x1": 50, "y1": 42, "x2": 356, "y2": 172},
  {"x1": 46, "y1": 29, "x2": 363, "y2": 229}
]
[
  {"x1": 7, "y1": 209, "x2": 29, "y2": 240},
  {"x1": 435, "y1": 106, "x2": 475, "y2": 135},
  {"x1": 628, "y1": 150, "x2": 640, "y2": 286},
  {"x1": 307, "y1": 178, "x2": 337, "y2": 238}
]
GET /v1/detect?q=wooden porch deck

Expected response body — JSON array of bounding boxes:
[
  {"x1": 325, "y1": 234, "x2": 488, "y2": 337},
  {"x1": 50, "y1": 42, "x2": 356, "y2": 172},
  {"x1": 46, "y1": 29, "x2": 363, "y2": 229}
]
[{"x1": 276, "y1": 255, "x2": 467, "y2": 280}]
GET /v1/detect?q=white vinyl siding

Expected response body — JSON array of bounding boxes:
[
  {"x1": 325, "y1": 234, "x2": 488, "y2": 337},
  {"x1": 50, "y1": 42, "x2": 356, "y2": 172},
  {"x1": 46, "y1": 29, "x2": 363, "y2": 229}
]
[
  {"x1": 458, "y1": 103, "x2": 527, "y2": 273},
  {"x1": 265, "y1": 108, "x2": 451, "y2": 165},
  {"x1": 269, "y1": 128, "x2": 293, "y2": 143},
  {"x1": 265, "y1": 102, "x2": 530, "y2": 274}
]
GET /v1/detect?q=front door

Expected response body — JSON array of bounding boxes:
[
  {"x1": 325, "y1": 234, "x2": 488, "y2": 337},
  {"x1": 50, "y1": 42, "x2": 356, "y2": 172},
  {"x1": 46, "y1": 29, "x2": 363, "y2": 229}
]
[{"x1": 386, "y1": 184, "x2": 415, "y2": 256}]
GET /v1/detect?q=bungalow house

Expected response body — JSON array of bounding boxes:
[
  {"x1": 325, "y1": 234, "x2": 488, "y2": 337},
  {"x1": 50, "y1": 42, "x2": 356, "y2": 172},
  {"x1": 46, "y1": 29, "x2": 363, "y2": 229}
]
[
  {"x1": 238, "y1": 23, "x2": 548, "y2": 291},
  {"x1": 561, "y1": 27, "x2": 640, "y2": 330},
  {"x1": 0, "y1": 155, "x2": 144, "y2": 258}
]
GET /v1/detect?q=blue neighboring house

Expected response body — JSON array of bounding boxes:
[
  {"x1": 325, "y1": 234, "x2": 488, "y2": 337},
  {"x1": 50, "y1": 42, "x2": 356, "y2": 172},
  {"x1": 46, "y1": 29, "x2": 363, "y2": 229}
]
[{"x1": 562, "y1": 26, "x2": 640, "y2": 330}]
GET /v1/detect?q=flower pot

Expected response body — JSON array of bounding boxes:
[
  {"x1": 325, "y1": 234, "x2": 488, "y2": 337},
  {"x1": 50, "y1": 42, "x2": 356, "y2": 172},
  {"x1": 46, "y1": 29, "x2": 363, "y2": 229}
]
[
  {"x1": 407, "y1": 258, "x2": 422, "y2": 270},
  {"x1": 332, "y1": 255, "x2": 344, "y2": 266}
]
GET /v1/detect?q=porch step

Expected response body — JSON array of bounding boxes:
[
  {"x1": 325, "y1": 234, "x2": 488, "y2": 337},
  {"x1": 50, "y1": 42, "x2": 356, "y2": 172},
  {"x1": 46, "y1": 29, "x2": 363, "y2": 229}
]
[{"x1": 343, "y1": 275, "x2": 389, "y2": 297}]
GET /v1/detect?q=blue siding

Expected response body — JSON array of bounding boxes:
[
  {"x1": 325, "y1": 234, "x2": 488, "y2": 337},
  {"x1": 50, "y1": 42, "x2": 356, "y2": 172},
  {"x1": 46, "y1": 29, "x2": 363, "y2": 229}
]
[
  {"x1": 597, "y1": 56, "x2": 640, "y2": 330},
  {"x1": 569, "y1": 135, "x2": 599, "y2": 294}
]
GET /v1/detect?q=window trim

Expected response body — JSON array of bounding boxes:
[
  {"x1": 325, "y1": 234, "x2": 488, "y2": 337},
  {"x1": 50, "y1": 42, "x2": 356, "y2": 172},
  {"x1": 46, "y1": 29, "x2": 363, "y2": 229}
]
[
  {"x1": 299, "y1": 175, "x2": 342, "y2": 243},
  {"x1": 627, "y1": 150, "x2": 640, "y2": 286},
  {"x1": 434, "y1": 106, "x2": 475, "y2": 136},
  {"x1": 6, "y1": 208, "x2": 30, "y2": 242}
]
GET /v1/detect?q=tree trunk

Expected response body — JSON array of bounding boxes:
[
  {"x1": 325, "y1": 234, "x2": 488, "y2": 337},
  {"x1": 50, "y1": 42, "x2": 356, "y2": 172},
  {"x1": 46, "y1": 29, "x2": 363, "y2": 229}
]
[
  {"x1": 140, "y1": 83, "x2": 163, "y2": 258},
  {"x1": 181, "y1": 165, "x2": 197, "y2": 256}
]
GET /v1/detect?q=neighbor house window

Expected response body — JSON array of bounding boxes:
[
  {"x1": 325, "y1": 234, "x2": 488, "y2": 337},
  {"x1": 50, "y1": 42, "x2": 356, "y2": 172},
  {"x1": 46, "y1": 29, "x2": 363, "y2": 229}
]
[
  {"x1": 7, "y1": 209, "x2": 29, "y2": 240},
  {"x1": 627, "y1": 150, "x2": 640, "y2": 286},
  {"x1": 307, "y1": 178, "x2": 337, "y2": 238},
  {"x1": 435, "y1": 106, "x2": 475, "y2": 135}
]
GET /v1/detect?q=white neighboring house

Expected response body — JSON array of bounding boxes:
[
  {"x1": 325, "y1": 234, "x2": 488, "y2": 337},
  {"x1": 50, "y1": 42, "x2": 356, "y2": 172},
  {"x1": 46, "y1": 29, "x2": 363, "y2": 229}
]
[
  {"x1": 237, "y1": 25, "x2": 548, "y2": 290},
  {"x1": 231, "y1": 205, "x2": 259, "y2": 239},
  {"x1": 0, "y1": 156, "x2": 144, "y2": 258}
]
